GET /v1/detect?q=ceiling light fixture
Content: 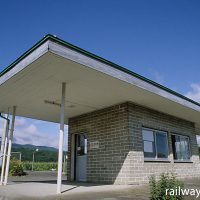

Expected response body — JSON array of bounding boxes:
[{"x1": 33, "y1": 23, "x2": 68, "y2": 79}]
[{"x1": 44, "y1": 100, "x2": 61, "y2": 107}]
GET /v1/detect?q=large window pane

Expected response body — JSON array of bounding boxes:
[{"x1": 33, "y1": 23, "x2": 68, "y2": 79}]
[
  {"x1": 143, "y1": 130, "x2": 154, "y2": 141},
  {"x1": 175, "y1": 135, "x2": 182, "y2": 159},
  {"x1": 180, "y1": 137, "x2": 190, "y2": 160},
  {"x1": 156, "y1": 132, "x2": 168, "y2": 158},
  {"x1": 143, "y1": 129, "x2": 156, "y2": 158},
  {"x1": 142, "y1": 128, "x2": 168, "y2": 159},
  {"x1": 143, "y1": 140, "x2": 156, "y2": 158},
  {"x1": 171, "y1": 134, "x2": 190, "y2": 160},
  {"x1": 171, "y1": 135, "x2": 177, "y2": 159}
]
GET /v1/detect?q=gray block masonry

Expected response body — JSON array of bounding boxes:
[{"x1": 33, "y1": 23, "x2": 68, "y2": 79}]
[{"x1": 67, "y1": 102, "x2": 200, "y2": 185}]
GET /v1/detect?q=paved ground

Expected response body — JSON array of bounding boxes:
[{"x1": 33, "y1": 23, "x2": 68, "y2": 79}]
[
  {"x1": 0, "y1": 171, "x2": 149, "y2": 200},
  {"x1": 0, "y1": 171, "x2": 200, "y2": 200},
  {"x1": 0, "y1": 183, "x2": 148, "y2": 200},
  {"x1": 8, "y1": 171, "x2": 66, "y2": 183}
]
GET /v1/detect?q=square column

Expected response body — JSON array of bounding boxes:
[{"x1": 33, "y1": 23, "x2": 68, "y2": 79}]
[
  {"x1": 4, "y1": 106, "x2": 16, "y2": 185},
  {"x1": 57, "y1": 83, "x2": 66, "y2": 194}
]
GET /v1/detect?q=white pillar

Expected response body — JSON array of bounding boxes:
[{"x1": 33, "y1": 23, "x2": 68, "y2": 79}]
[
  {"x1": 0, "y1": 114, "x2": 9, "y2": 185},
  {"x1": 4, "y1": 106, "x2": 16, "y2": 185},
  {"x1": 57, "y1": 83, "x2": 66, "y2": 194},
  {"x1": 0, "y1": 114, "x2": 8, "y2": 166},
  {"x1": 0, "y1": 137, "x2": 8, "y2": 185}
]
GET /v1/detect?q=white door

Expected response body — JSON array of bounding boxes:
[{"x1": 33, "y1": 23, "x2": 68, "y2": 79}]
[{"x1": 75, "y1": 134, "x2": 87, "y2": 181}]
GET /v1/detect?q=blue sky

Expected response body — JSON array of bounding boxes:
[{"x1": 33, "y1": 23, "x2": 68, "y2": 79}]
[{"x1": 0, "y1": 0, "x2": 200, "y2": 147}]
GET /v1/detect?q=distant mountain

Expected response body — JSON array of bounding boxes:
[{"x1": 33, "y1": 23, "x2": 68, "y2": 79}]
[
  {"x1": 12, "y1": 143, "x2": 58, "y2": 152},
  {"x1": 11, "y1": 143, "x2": 67, "y2": 162}
]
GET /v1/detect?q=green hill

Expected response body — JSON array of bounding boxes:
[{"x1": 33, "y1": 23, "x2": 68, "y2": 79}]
[{"x1": 11, "y1": 143, "x2": 67, "y2": 162}]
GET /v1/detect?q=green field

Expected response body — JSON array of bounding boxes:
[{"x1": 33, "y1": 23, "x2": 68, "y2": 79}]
[
  {"x1": 11, "y1": 143, "x2": 67, "y2": 162},
  {"x1": 22, "y1": 161, "x2": 58, "y2": 171},
  {"x1": 9, "y1": 144, "x2": 68, "y2": 173}
]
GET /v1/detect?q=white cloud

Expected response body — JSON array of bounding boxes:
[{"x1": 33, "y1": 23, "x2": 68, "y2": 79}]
[
  {"x1": 185, "y1": 83, "x2": 200, "y2": 103},
  {"x1": 148, "y1": 68, "x2": 165, "y2": 84},
  {"x1": 15, "y1": 117, "x2": 26, "y2": 126},
  {"x1": 13, "y1": 120, "x2": 59, "y2": 148},
  {"x1": 187, "y1": 84, "x2": 200, "y2": 145},
  {"x1": 0, "y1": 117, "x2": 68, "y2": 150},
  {"x1": 23, "y1": 124, "x2": 37, "y2": 134},
  {"x1": 154, "y1": 71, "x2": 164, "y2": 84}
]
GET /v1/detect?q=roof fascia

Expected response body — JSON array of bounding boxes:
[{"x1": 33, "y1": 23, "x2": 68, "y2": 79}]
[{"x1": 0, "y1": 34, "x2": 199, "y2": 108}]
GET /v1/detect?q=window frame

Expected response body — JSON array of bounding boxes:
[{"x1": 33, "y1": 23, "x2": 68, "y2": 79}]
[
  {"x1": 142, "y1": 127, "x2": 169, "y2": 161},
  {"x1": 76, "y1": 134, "x2": 87, "y2": 156},
  {"x1": 171, "y1": 133, "x2": 191, "y2": 162}
]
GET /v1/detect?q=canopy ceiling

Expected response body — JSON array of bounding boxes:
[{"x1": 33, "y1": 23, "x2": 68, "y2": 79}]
[{"x1": 0, "y1": 35, "x2": 200, "y2": 129}]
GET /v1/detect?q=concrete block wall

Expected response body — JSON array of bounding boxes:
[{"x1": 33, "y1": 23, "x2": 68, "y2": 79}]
[
  {"x1": 67, "y1": 102, "x2": 200, "y2": 185},
  {"x1": 128, "y1": 102, "x2": 200, "y2": 184},
  {"x1": 67, "y1": 103, "x2": 131, "y2": 184}
]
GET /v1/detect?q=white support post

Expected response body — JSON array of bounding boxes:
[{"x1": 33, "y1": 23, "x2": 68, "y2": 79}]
[
  {"x1": 0, "y1": 114, "x2": 9, "y2": 185},
  {"x1": 0, "y1": 137, "x2": 8, "y2": 185},
  {"x1": 4, "y1": 106, "x2": 16, "y2": 185},
  {"x1": 0, "y1": 114, "x2": 8, "y2": 166},
  {"x1": 57, "y1": 83, "x2": 66, "y2": 194}
]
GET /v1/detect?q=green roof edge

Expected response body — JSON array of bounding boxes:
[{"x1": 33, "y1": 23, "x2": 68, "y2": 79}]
[{"x1": 1, "y1": 34, "x2": 200, "y2": 108}]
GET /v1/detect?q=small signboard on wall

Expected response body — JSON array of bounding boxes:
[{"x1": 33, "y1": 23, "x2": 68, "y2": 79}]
[{"x1": 89, "y1": 141, "x2": 99, "y2": 149}]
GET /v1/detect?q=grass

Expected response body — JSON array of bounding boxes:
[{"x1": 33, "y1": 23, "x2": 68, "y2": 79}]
[{"x1": 22, "y1": 162, "x2": 58, "y2": 171}]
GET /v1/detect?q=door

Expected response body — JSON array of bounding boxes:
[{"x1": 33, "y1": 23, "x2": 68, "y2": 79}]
[{"x1": 75, "y1": 134, "x2": 87, "y2": 181}]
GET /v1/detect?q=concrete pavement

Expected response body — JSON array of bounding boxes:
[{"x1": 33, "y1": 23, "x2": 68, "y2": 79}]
[
  {"x1": 0, "y1": 171, "x2": 150, "y2": 200},
  {"x1": 0, "y1": 182, "x2": 141, "y2": 199}
]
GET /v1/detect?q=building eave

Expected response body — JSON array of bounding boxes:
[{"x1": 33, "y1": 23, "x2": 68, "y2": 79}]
[{"x1": 1, "y1": 34, "x2": 199, "y2": 108}]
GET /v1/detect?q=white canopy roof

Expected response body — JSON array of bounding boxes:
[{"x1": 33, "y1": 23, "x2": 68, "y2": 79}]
[{"x1": 0, "y1": 35, "x2": 200, "y2": 129}]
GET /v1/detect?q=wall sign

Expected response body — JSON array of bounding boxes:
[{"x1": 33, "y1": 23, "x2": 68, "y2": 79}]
[{"x1": 89, "y1": 141, "x2": 99, "y2": 149}]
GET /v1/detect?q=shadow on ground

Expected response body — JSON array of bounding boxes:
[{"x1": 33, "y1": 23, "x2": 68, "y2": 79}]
[{"x1": 1, "y1": 171, "x2": 200, "y2": 200}]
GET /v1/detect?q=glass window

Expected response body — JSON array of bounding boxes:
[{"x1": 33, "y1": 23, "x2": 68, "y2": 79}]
[
  {"x1": 142, "y1": 128, "x2": 169, "y2": 159},
  {"x1": 76, "y1": 135, "x2": 87, "y2": 156},
  {"x1": 156, "y1": 132, "x2": 168, "y2": 158},
  {"x1": 171, "y1": 134, "x2": 190, "y2": 160}
]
